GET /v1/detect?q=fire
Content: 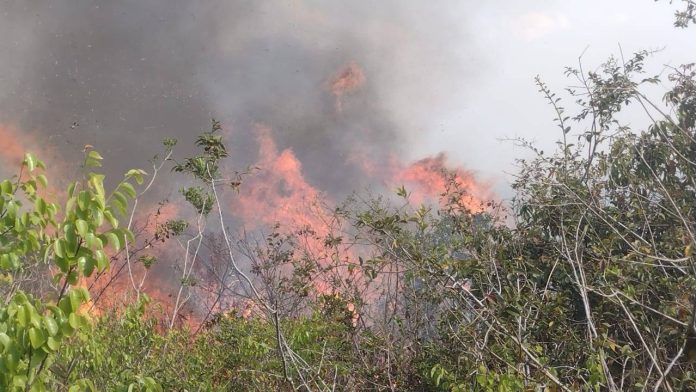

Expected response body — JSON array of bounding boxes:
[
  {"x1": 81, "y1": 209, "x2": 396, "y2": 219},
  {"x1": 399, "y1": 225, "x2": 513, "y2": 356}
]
[
  {"x1": 230, "y1": 125, "x2": 492, "y2": 320},
  {"x1": 0, "y1": 124, "x2": 71, "y2": 202},
  {"x1": 0, "y1": 125, "x2": 28, "y2": 171},
  {"x1": 235, "y1": 124, "x2": 329, "y2": 239},
  {"x1": 233, "y1": 125, "x2": 352, "y2": 299},
  {"x1": 0, "y1": 59, "x2": 494, "y2": 326},
  {"x1": 329, "y1": 62, "x2": 366, "y2": 112},
  {"x1": 86, "y1": 201, "x2": 184, "y2": 314},
  {"x1": 390, "y1": 153, "x2": 490, "y2": 211},
  {"x1": 327, "y1": 62, "x2": 490, "y2": 210},
  {"x1": 347, "y1": 149, "x2": 491, "y2": 211}
]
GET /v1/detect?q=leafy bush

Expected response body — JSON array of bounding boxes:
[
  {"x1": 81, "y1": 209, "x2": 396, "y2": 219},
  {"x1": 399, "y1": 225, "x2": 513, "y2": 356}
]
[
  {"x1": 4, "y1": 4, "x2": 696, "y2": 391},
  {"x1": 0, "y1": 151, "x2": 143, "y2": 390}
]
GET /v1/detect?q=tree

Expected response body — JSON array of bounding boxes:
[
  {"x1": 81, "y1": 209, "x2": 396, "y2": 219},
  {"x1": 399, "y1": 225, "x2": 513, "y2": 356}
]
[{"x1": 0, "y1": 150, "x2": 147, "y2": 390}]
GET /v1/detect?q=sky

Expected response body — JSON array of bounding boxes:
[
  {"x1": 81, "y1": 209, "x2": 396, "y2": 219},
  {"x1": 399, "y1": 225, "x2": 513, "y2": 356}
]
[
  {"x1": 0, "y1": 0, "x2": 694, "y2": 201},
  {"x1": 409, "y1": 1, "x2": 696, "y2": 194}
]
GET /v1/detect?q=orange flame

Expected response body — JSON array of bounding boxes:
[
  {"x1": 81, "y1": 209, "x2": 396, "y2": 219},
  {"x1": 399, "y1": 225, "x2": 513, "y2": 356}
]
[
  {"x1": 87, "y1": 201, "x2": 184, "y2": 312},
  {"x1": 329, "y1": 62, "x2": 366, "y2": 112},
  {"x1": 234, "y1": 125, "x2": 349, "y2": 298},
  {"x1": 390, "y1": 153, "x2": 490, "y2": 211},
  {"x1": 0, "y1": 124, "x2": 72, "y2": 201},
  {"x1": 235, "y1": 125, "x2": 328, "y2": 236},
  {"x1": 0, "y1": 125, "x2": 29, "y2": 171},
  {"x1": 346, "y1": 148, "x2": 491, "y2": 211}
]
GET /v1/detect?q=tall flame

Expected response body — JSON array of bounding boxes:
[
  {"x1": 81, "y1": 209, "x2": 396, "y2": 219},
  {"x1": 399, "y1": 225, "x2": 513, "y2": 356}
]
[{"x1": 235, "y1": 125, "x2": 328, "y2": 233}]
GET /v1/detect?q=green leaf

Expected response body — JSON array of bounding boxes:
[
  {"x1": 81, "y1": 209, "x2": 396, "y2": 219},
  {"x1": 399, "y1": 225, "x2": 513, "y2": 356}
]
[
  {"x1": 61, "y1": 319, "x2": 75, "y2": 336},
  {"x1": 89, "y1": 174, "x2": 106, "y2": 202},
  {"x1": 64, "y1": 224, "x2": 78, "y2": 251},
  {"x1": 0, "y1": 179, "x2": 12, "y2": 194},
  {"x1": 94, "y1": 250, "x2": 109, "y2": 271},
  {"x1": 126, "y1": 169, "x2": 147, "y2": 185},
  {"x1": 87, "y1": 150, "x2": 103, "y2": 161},
  {"x1": 44, "y1": 316, "x2": 59, "y2": 336},
  {"x1": 76, "y1": 220, "x2": 89, "y2": 238},
  {"x1": 28, "y1": 327, "x2": 46, "y2": 349},
  {"x1": 67, "y1": 182, "x2": 77, "y2": 198},
  {"x1": 54, "y1": 239, "x2": 66, "y2": 259},
  {"x1": 68, "y1": 312, "x2": 80, "y2": 329},
  {"x1": 11, "y1": 374, "x2": 27, "y2": 388},
  {"x1": 67, "y1": 269, "x2": 79, "y2": 285},
  {"x1": 55, "y1": 256, "x2": 70, "y2": 273},
  {"x1": 69, "y1": 290, "x2": 82, "y2": 313},
  {"x1": 142, "y1": 377, "x2": 161, "y2": 392},
  {"x1": 85, "y1": 233, "x2": 103, "y2": 251},
  {"x1": 65, "y1": 196, "x2": 76, "y2": 215},
  {"x1": 124, "y1": 228, "x2": 135, "y2": 243},
  {"x1": 29, "y1": 305, "x2": 42, "y2": 328},
  {"x1": 90, "y1": 205, "x2": 104, "y2": 226},
  {"x1": 112, "y1": 191, "x2": 128, "y2": 215},
  {"x1": 104, "y1": 210, "x2": 119, "y2": 228},
  {"x1": 81, "y1": 256, "x2": 95, "y2": 277},
  {"x1": 119, "y1": 182, "x2": 137, "y2": 199},
  {"x1": 24, "y1": 153, "x2": 36, "y2": 171},
  {"x1": 77, "y1": 286, "x2": 91, "y2": 302},
  {"x1": 85, "y1": 151, "x2": 103, "y2": 168},
  {"x1": 77, "y1": 191, "x2": 90, "y2": 211},
  {"x1": 36, "y1": 174, "x2": 48, "y2": 188},
  {"x1": 46, "y1": 336, "x2": 61, "y2": 351},
  {"x1": 104, "y1": 231, "x2": 121, "y2": 251},
  {"x1": 0, "y1": 333, "x2": 10, "y2": 350},
  {"x1": 34, "y1": 198, "x2": 47, "y2": 215}
]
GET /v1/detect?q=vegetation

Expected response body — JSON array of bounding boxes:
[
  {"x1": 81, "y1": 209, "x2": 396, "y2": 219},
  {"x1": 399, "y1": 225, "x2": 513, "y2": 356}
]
[{"x1": 3, "y1": 3, "x2": 696, "y2": 391}]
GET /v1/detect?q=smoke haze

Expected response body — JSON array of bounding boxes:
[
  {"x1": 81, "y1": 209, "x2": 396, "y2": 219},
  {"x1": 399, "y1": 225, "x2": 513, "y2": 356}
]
[
  {"x1": 4, "y1": 0, "x2": 692, "y2": 319},
  {"x1": 0, "y1": 0, "x2": 479, "y2": 197}
]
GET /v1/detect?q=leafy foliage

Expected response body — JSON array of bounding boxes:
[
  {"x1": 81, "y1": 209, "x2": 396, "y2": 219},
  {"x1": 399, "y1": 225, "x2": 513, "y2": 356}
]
[
  {"x1": 4, "y1": 4, "x2": 696, "y2": 391},
  {"x1": 0, "y1": 151, "x2": 145, "y2": 390}
]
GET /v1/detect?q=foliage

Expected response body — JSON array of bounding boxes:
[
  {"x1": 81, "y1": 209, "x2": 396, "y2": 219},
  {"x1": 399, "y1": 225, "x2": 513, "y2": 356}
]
[
  {"x1": 57, "y1": 298, "x2": 359, "y2": 391},
  {"x1": 0, "y1": 151, "x2": 145, "y2": 390},
  {"x1": 4, "y1": 3, "x2": 696, "y2": 391},
  {"x1": 666, "y1": 0, "x2": 696, "y2": 27}
]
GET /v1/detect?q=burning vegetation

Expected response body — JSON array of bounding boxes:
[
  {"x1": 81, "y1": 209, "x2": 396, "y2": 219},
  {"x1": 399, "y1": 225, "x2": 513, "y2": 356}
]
[{"x1": 3, "y1": 2, "x2": 696, "y2": 391}]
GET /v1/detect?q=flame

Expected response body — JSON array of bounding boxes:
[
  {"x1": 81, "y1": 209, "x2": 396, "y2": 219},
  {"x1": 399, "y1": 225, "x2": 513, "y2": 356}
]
[
  {"x1": 390, "y1": 153, "x2": 490, "y2": 211},
  {"x1": 0, "y1": 125, "x2": 29, "y2": 171},
  {"x1": 87, "y1": 201, "x2": 184, "y2": 312},
  {"x1": 232, "y1": 125, "x2": 492, "y2": 307},
  {"x1": 236, "y1": 125, "x2": 328, "y2": 236},
  {"x1": 0, "y1": 55, "x2": 494, "y2": 325},
  {"x1": 327, "y1": 63, "x2": 490, "y2": 210},
  {"x1": 234, "y1": 125, "x2": 352, "y2": 298},
  {"x1": 329, "y1": 62, "x2": 366, "y2": 112},
  {"x1": 142, "y1": 202, "x2": 182, "y2": 236},
  {"x1": 347, "y1": 148, "x2": 491, "y2": 211},
  {"x1": 0, "y1": 124, "x2": 71, "y2": 202}
]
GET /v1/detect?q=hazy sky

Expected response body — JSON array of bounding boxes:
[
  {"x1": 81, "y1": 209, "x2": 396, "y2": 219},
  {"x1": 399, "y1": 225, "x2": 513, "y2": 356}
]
[
  {"x1": 404, "y1": 1, "x2": 696, "y2": 194},
  {"x1": 0, "y1": 1, "x2": 693, "y2": 200}
]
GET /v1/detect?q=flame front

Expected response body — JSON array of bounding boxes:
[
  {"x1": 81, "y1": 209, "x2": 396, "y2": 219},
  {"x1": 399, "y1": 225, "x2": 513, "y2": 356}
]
[{"x1": 0, "y1": 61, "x2": 493, "y2": 325}]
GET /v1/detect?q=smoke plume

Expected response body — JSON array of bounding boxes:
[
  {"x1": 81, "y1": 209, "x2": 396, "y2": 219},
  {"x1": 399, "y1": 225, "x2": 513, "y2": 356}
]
[
  {"x1": 0, "y1": 0, "x2": 489, "y2": 316},
  {"x1": 0, "y1": 0, "x2": 480, "y2": 193}
]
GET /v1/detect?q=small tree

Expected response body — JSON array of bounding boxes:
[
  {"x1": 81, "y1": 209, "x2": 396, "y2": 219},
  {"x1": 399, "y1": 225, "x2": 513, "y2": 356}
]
[{"x1": 0, "y1": 151, "x2": 146, "y2": 390}]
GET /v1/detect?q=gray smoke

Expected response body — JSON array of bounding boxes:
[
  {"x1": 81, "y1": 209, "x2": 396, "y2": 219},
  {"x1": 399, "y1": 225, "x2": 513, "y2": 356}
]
[
  {"x1": 0, "y1": 0, "x2": 483, "y2": 313},
  {"x1": 0, "y1": 0, "x2": 478, "y2": 197}
]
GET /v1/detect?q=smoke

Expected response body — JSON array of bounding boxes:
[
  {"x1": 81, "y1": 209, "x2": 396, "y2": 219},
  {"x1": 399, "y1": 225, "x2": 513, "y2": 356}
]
[
  {"x1": 0, "y1": 1, "x2": 488, "y2": 317},
  {"x1": 0, "y1": 0, "x2": 480, "y2": 195}
]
